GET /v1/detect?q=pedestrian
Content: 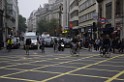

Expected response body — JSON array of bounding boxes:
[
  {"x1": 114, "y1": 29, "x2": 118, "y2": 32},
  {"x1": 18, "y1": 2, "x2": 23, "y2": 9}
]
[
  {"x1": 112, "y1": 38, "x2": 117, "y2": 53},
  {"x1": 118, "y1": 38, "x2": 124, "y2": 53},
  {"x1": 53, "y1": 38, "x2": 58, "y2": 52},
  {"x1": 102, "y1": 35, "x2": 110, "y2": 53},
  {"x1": 25, "y1": 38, "x2": 31, "y2": 55},
  {"x1": 88, "y1": 38, "x2": 93, "y2": 51},
  {"x1": 39, "y1": 37, "x2": 45, "y2": 53},
  {"x1": 0, "y1": 41, "x2": 2, "y2": 50},
  {"x1": 6, "y1": 37, "x2": 13, "y2": 52},
  {"x1": 95, "y1": 38, "x2": 100, "y2": 51}
]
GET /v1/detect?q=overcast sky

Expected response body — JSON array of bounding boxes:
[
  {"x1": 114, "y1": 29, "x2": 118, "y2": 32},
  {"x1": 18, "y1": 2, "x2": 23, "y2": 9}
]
[{"x1": 18, "y1": 0, "x2": 48, "y2": 19}]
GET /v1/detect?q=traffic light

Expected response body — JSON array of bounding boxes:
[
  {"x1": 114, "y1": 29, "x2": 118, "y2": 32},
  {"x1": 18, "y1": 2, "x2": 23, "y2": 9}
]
[{"x1": 93, "y1": 22, "x2": 97, "y2": 32}]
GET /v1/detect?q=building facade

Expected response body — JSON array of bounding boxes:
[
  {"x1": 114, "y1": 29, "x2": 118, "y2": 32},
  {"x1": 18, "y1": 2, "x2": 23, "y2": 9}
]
[
  {"x1": 28, "y1": 10, "x2": 37, "y2": 32},
  {"x1": 48, "y1": 0, "x2": 56, "y2": 4},
  {"x1": 0, "y1": 0, "x2": 19, "y2": 47},
  {"x1": 62, "y1": 0, "x2": 70, "y2": 31},
  {"x1": 97, "y1": 0, "x2": 124, "y2": 39},
  {"x1": 79, "y1": 0, "x2": 98, "y2": 39},
  {"x1": 5, "y1": 0, "x2": 19, "y2": 37},
  {"x1": 69, "y1": 0, "x2": 79, "y2": 29},
  {"x1": 0, "y1": 0, "x2": 5, "y2": 47}
]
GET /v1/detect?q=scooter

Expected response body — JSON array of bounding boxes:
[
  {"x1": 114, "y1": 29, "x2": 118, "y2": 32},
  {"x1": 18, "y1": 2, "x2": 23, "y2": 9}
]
[{"x1": 58, "y1": 43, "x2": 64, "y2": 51}]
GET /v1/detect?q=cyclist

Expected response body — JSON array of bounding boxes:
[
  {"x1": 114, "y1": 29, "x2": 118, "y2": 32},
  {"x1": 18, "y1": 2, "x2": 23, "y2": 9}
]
[{"x1": 6, "y1": 37, "x2": 13, "y2": 52}]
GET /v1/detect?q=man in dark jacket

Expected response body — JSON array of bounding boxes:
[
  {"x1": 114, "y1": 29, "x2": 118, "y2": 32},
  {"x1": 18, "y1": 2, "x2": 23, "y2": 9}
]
[
  {"x1": 102, "y1": 35, "x2": 110, "y2": 53},
  {"x1": 25, "y1": 38, "x2": 31, "y2": 55}
]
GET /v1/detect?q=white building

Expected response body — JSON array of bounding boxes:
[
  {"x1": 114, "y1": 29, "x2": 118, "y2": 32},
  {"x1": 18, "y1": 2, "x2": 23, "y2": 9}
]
[
  {"x1": 48, "y1": 0, "x2": 56, "y2": 4},
  {"x1": 27, "y1": 10, "x2": 37, "y2": 32},
  {"x1": 79, "y1": 0, "x2": 98, "y2": 38}
]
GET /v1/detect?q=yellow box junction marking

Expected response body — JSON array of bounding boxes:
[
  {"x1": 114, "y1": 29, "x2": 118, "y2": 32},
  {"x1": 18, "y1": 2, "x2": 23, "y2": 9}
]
[
  {"x1": 105, "y1": 70, "x2": 124, "y2": 82},
  {"x1": 0, "y1": 54, "x2": 99, "y2": 82},
  {"x1": 41, "y1": 54, "x2": 124, "y2": 82}
]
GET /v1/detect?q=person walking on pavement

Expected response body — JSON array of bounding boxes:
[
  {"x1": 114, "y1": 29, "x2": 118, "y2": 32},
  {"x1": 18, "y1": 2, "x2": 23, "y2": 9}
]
[
  {"x1": 88, "y1": 38, "x2": 93, "y2": 51},
  {"x1": 102, "y1": 35, "x2": 110, "y2": 54},
  {"x1": 71, "y1": 36, "x2": 79, "y2": 55},
  {"x1": 119, "y1": 38, "x2": 124, "y2": 53},
  {"x1": 25, "y1": 38, "x2": 31, "y2": 55},
  {"x1": 95, "y1": 38, "x2": 100, "y2": 51},
  {"x1": 53, "y1": 38, "x2": 58, "y2": 52}
]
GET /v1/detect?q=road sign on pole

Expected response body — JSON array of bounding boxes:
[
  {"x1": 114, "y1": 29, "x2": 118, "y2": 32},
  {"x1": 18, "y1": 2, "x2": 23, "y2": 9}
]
[{"x1": 99, "y1": 17, "x2": 108, "y2": 24}]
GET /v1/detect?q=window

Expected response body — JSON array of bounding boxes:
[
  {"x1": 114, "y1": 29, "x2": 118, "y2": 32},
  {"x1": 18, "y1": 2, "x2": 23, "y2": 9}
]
[
  {"x1": 79, "y1": 11, "x2": 96, "y2": 23},
  {"x1": 79, "y1": 0, "x2": 96, "y2": 12},
  {"x1": 115, "y1": 0, "x2": 123, "y2": 17},
  {"x1": 106, "y1": 2, "x2": 112, "y2": 19}
]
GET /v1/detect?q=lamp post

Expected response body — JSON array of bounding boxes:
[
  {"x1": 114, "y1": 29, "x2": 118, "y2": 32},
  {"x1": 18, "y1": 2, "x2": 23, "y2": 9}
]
[
  {"x1": 58, "y1": 3, "x2": 63, "y2": 36},
  {"x1": 96, "y1": 0, "x2": 103, "y2": 38}
]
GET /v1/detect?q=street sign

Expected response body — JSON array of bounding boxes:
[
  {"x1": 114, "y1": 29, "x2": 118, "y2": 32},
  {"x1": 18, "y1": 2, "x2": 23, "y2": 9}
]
[{"x1": 99, "y1": 17, "x2": 108, "y2": 24}]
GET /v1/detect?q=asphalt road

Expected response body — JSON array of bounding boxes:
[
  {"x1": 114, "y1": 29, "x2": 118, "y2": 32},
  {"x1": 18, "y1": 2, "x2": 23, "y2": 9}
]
[{"x1": 0, "y1": 48, "x2": 124, "y2": 82}]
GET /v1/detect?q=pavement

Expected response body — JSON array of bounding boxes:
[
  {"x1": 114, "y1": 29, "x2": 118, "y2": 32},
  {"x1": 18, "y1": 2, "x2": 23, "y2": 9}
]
[{"x1": 0, "y1": 48, "x2": 124, "y2": 82}]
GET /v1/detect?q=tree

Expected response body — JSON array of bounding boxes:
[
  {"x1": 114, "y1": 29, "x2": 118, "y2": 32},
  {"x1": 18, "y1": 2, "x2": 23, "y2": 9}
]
[
  {"x1": 48, "y1": 19, "x2": 58, "y2": 35},
  {"x1": 37, "y1": 19, "x2": 48, "y2": 34},
  {"x1": 37, "y1": 18, "x2": 58, "y2": 35},
  {"x1": 18, "y1": 15, "x2": 27, "y2": 32}
]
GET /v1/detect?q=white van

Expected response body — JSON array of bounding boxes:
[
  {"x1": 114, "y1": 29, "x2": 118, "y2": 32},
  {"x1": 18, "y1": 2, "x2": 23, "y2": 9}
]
[{"x1": 23, "y1": 32, "x2": 38, "y2": 49}]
